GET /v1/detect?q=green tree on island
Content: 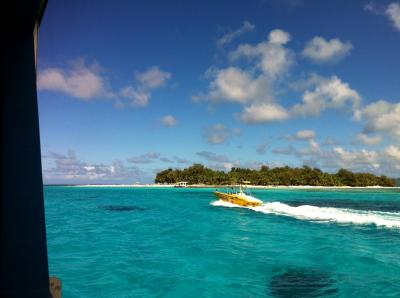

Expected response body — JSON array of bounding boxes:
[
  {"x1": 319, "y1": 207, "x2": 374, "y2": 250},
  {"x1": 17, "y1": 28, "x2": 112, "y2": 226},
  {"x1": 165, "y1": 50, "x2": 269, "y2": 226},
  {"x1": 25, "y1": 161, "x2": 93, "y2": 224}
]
[{"x1": 155, "y1": 164, "x2": 396, "y2": 187}]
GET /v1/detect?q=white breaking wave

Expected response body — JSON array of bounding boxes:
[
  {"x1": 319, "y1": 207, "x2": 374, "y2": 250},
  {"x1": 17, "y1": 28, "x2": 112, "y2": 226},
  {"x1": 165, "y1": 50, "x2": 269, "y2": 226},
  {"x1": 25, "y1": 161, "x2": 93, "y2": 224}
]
[{"x1": 211, "y1": 200, "x2": 400, "y2": 229}]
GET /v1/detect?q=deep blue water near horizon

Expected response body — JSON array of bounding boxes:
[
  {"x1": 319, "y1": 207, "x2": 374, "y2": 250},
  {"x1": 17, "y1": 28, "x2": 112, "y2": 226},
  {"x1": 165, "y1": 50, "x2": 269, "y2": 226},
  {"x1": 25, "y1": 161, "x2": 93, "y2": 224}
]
[{"x1": 44, "y1": 187, "x2": 400, "y2": 297}]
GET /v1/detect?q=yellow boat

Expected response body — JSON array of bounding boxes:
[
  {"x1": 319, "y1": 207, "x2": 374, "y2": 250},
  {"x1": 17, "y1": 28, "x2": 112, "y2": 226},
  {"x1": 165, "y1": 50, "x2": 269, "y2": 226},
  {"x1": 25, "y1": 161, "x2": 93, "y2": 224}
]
[{"x1": 214, "y1": 183, "x2": 263, "y2": 207}]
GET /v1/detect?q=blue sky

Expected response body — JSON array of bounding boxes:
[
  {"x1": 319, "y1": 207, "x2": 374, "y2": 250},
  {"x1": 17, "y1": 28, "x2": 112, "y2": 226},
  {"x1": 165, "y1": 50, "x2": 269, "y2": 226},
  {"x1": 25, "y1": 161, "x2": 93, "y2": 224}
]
[{"x1": 38, "y1": 0, "x2": 400, "y2": 184}]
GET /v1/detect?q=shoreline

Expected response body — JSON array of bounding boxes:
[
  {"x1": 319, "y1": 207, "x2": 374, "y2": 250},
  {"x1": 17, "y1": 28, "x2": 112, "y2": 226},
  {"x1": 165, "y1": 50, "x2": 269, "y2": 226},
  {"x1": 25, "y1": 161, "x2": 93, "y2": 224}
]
[{"x1": 49, "y1": 184, "x2": 400, "y2": 189}]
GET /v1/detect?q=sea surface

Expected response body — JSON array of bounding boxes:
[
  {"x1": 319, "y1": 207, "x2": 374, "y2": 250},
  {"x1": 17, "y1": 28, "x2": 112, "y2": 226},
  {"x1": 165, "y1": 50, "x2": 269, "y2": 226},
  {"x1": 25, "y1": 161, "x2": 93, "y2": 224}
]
[{"x1": 45, "y1": 186, "x2": 400, "y2": 297}]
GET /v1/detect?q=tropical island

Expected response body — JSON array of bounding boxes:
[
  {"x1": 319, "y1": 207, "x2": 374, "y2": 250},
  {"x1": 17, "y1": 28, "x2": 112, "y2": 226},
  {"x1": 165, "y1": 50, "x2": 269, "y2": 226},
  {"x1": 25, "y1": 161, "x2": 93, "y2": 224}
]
[{"x1": 155, "y1": 164, "x2": 396, "y2": 187}]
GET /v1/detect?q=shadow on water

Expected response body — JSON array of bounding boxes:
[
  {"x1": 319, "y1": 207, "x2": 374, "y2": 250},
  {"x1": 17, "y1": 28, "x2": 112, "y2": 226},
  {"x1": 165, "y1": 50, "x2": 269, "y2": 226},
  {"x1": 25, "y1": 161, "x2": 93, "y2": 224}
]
[
  {"x1": 269, "y1": 267, "x2": 338, "y2": 298},
  {"x1": 101, "y1": 205, "x2": 146, "y2": 212}
]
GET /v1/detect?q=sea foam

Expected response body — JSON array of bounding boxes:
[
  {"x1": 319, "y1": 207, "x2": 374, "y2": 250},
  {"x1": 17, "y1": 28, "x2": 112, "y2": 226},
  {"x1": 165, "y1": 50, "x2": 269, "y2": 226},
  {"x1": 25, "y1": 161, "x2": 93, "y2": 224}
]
[{"x1": 211, "y1": 200, "x2": 400, "y2": 229}]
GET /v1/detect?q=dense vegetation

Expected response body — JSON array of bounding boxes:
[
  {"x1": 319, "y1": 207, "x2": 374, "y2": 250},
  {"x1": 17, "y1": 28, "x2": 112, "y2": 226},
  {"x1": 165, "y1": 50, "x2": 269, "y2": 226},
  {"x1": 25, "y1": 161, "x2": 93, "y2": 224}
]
[{"x1": 155, "y1": 164, "x2": 396, "y2": 187}]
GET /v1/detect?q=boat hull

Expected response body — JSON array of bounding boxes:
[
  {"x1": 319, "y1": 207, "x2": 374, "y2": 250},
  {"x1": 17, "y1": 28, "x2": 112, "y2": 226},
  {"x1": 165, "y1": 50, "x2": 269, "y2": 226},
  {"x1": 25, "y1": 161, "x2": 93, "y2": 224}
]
[{"x1": 214, "y1": 191, "x2": 263, "y2": 207}]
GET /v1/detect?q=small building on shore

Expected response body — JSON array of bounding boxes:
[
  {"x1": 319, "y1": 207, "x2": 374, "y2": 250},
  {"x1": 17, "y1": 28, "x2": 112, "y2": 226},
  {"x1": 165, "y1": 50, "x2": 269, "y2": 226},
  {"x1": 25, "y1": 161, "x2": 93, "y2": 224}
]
[{"x1": 175, "y1": 181, "x2": 188, "y2": 188}]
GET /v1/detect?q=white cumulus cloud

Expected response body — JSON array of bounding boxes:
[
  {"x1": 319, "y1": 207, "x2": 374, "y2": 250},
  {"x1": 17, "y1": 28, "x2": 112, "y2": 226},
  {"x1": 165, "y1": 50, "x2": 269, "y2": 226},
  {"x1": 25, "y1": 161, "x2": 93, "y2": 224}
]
[
  {"x1": 229, "y1": 29, "x2": 294, "y2": 78},
  {"x1": 386, "y1": 2, "x2": 400, "y2": 31},
  {"x1": 356, "y1": 133, "x2": 382, "y2": 145},
  {"x1": 385, "y1": 145, "x2": 400, "y2": 160},
  {"x1": 303, "y1": 37, "x2": 353, "y2": 63},
  {"x1": 268, "y1": 29, "x2": 291, "y2": 45},
  {"x1": 38, "y1": 60, "x2": 172, "y2": 110},
  {"x1": 240, "y1": 103, "x2": 290, "y2": 123},
  {"x1": 37, "y1": 59, "x2": 113, "y2": 100},
  {"x1": 207, "y1": 67, "x2": 272, "y2": 103},
  {"x1": 361, "y1": 100, "x2": 400, "y2": 139},
  {"x1": 135, "y1": 66, "x2": 171, "y2": 88},
  {"x1": 296, "y1": 130, "x2": 316, "y2": 140},
  {"x1": 331, "y1": 146, "x2": 400, "y2": 176},
  {"x1": 161, "y1": 115, "x2": 178, "y2": 127},
  {"x1": 217, "y1": 21, "x2": 255, "y2": 47},
  {"x1": 119, "y1": 66, "x2": 172, "y2": 108},
  {"x1": 195, "y1": 29, "x2": 368, "y2": 126},
  {"x1": 42, "y1": 150, "x2": 149, "y2": 184},
  {"x1": 120, "y1": 86, "x2": 150, "y2": 107},
  {"x1": 291, "y1": 75, "x2": 361, "y2": 118}
]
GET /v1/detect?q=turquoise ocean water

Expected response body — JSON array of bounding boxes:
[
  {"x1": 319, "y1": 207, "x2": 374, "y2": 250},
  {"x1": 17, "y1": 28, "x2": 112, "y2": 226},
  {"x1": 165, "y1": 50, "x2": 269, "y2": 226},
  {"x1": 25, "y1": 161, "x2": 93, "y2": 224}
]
[{"x1": 45, "y1": 186, "x2": 400, "y2": 297}]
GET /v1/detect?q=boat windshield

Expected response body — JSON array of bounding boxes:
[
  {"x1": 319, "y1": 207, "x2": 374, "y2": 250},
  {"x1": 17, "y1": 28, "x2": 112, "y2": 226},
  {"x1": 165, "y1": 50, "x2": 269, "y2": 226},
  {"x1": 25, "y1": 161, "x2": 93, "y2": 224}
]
[
  {"x1": 225, "y1": 187, "x2": 235, "y2": 194},
  {"x1": 243, "y1": 188, "x2": 253, "y2": 196},
  {"x1": 221, "y1": 187, "x2": 253, "y2": 196}
]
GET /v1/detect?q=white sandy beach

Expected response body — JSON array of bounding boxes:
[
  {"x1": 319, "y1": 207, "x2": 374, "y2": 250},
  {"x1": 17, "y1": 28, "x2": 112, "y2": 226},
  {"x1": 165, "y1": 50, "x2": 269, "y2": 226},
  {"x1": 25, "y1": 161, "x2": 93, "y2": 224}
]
[{"x1": 70, "y1": 184, "x2": 399, "y2": 189}]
